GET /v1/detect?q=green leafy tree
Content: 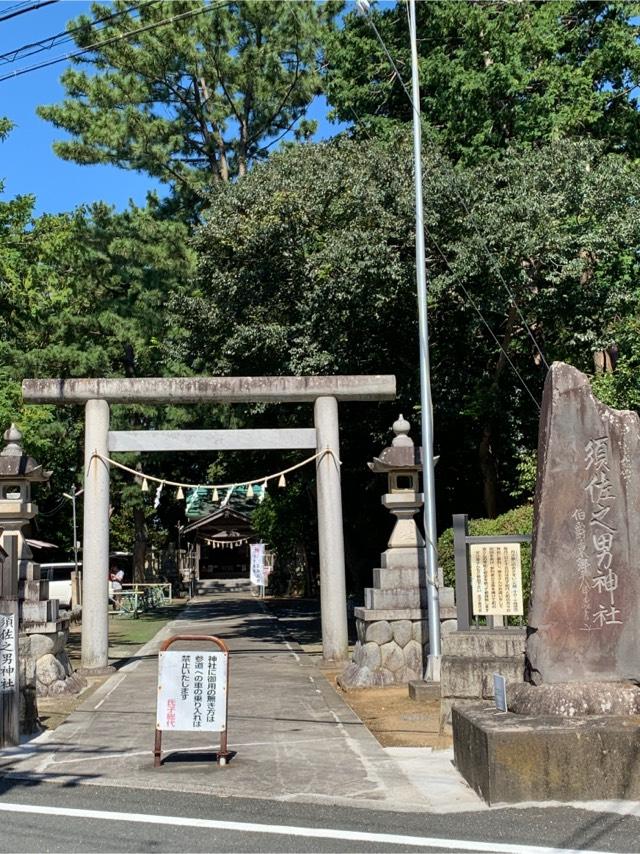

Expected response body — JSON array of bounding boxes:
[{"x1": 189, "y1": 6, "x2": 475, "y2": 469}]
[
  {"x1": 326, "y1": 1, "x2": 640, "y2": 161},
  {"x1": 0, "y1": 174, "x2": 201, "y2": 573},
  {"x1": 39, "y1": 0, "x2": 334, "y2": 206},
  {"x1": 167, "y1": 133, "x2": 640, "y2": 558}
]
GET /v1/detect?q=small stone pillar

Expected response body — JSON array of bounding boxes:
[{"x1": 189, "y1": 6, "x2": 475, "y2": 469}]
[{"x1": 338, "y1": 416, "x2": 456, "y2": 689}]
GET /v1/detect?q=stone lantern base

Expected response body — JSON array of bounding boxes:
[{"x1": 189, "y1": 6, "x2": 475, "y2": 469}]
[{"x1": 338, "y1": 565, "x2": 457, "y2": 690}]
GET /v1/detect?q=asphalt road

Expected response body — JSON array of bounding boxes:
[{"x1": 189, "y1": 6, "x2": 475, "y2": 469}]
[{"x1": 0, "y1": 778, "x2": 639, "y2": 853}]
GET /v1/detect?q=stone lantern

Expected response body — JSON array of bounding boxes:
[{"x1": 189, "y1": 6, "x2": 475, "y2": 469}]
[
  {"x1": 0, "y1": 424, "x2": 84, "y2": 729},
  {"x1": 368, "y1": 414, "x2": 425, "y2": 562},
  {"x1": 338, "y1": 415, "x2": 455, "y2": 690},
  {"x1": 0, "y1": 424, "x2": 52, "y2": 600}
]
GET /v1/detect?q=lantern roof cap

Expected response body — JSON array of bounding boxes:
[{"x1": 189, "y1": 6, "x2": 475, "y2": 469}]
[
  {"x1": 0, "y1": 423, "x2": 51, "y2": 481},
  {"x1": 368, "y1": 414, "x2": 422, "y2": 473}
]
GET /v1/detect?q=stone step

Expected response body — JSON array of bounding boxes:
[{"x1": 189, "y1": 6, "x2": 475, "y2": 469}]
[
  {"x1": 19, "y1": 579, "x2": 49, "y2": 602},
  {"x1": 408, "y1": 680, "x2": 440, "y2": 702},
  {"x1": 20, "y1": 598, "x2": 59, "y2": 625},
  {"x1": 355, "y1": 605, "x2": 458, "y2": 622},
  {"x1": 364, "y1": 587, "x2": 425, "y2": 610},
  {"x1": 442, "y1": 628, "x2": 526, "y2": 659},
  {"x1": 441, "y1": 654, "x2": 525, "y2": 700}
]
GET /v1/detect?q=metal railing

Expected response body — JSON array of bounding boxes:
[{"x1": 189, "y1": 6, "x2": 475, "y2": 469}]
[{"x1": 115, "y1": 582, "x2": 172, "y2": 618}]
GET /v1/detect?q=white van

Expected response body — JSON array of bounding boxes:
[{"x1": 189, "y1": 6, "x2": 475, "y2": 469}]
[{"x1": 40, "y1": 562, "x2": 77, "y2": 609}]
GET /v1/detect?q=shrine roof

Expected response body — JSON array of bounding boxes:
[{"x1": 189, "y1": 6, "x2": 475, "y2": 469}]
[{"x1": 182, "y1": 506, "x2": 253, "y2": 538}]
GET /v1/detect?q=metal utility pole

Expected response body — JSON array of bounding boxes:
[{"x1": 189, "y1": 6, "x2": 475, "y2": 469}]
[
  {"x1": 357, "y1": 0, "x2": 442, "y2": 678},
  {"x1": 63, "y1": 487, "x2": 83, "y2": 576},
  {"x1": 408, "y1": 0, "x2": 441, "y2": 679}
]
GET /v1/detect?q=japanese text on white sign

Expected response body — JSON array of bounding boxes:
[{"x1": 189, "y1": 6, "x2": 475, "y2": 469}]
[
  {"x1": 469, "y1": 544, "x2": 524, "y2": 616},
  {"x1": 250, "y1": 543, "x2": 266, "y2": 586},
  {"x1": 157, "y1": 650, "x2": 227, "y2": 732}
]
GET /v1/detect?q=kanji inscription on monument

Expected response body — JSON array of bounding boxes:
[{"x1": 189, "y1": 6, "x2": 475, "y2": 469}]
[
  {"x1": 157, "y1": 650, "x2": 227, "y2": 731},
  {"x1": 528, "y1": 362, "x2": 640, "y2": 684},
  {"x1": 469, "y1": 544, "x2": 524, "y2": 616},
  {"x1": 0, "y1": 613, "x2": 16, "y2": 692}
]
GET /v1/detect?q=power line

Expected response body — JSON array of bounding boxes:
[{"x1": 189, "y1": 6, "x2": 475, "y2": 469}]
[
  {"x1": 430, "y1": 234, "x2": 542, "y2": 411},
  {"x1": 0, "y1": 0, "x2": 57, "y2": 24},
  {"x1": 444, "y1": 162, "x2": 550, "y2": 372},
  {"x1": 0, "y1": 0, "x2": 160, "y2": 66},
  {"x1": 0, "y1": 2, "x2": 32, "y2": 16},
  {"x1": 0, "y1": 2, "x2": 227, "y2": 83},
  {"x1": 359, "y1": 1, "x2": 550, "y2": 374}
]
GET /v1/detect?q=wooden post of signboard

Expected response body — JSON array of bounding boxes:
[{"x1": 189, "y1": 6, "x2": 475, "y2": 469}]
[
  {"x1": 154, "y1": 634, "x2": 231, "y2": 768},
  {"x1": 0, "y1": 535, "x2": 19, "y2": 747}
]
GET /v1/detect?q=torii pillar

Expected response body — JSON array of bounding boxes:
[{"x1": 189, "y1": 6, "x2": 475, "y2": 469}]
[{"x1": 22, "y1": 376, "x2": 396, "y2": 671}]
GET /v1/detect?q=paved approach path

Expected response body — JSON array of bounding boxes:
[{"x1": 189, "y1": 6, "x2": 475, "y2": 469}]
[{"x1": 0, "y1": 587, "x2": 483, "y2": 813}]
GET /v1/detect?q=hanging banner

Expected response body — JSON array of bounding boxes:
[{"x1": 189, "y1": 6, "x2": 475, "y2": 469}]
[
  {"x1": 250, "y1": 543, "x2": 266, "y2": 586},
  {"x1": 156, "y1": 650, "x2": 227, "y2": 732}
]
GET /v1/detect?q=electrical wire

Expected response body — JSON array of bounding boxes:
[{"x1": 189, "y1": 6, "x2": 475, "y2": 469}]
[
  {"x1": 0, "y1": 0, "x2": 160, "y2": 66},
  {"x1": 430, "y1": 234, "x2": 542, "y2": 411},
  {"x1": 0, "y1": 2, "x2": 32, "y2": 16},
  {"x1": 0, "y1": 0, "x2": 57, "y2": 24},
  {"x1": 0, "y1": 1, "x2": 228, "y2": 83},
  {"x1": 359, "y1": 1, "x2": 550, "y2": 375}
]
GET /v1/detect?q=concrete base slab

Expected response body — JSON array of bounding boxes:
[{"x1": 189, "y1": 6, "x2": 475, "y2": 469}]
[
  {"x1": 453, "y1": 703, "x2": 640, "y2": 804},
  {"x1": 408, "y1": 680, "x2": 440, "y2": 702}
]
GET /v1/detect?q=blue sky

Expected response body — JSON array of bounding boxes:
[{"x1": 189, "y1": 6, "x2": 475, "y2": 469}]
[{"x1": 0, "y1": 0, "x2": 348, "y2": 216}]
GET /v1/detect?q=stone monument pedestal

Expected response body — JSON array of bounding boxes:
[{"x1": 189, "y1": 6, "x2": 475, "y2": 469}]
[
  {"x1": 453, "y1": 703, "x2": 640, "y2": 803},
  {"x1": 0, "y1": 424, "x2": 86, "y2": 734}
]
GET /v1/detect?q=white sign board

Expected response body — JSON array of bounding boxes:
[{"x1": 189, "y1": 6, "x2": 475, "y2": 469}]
[
  {"x1": 156, "y1": 650, "x2": 227, "y2": 732},
  {"x1": 250, "y1": 543, "x2": 266, "y2": 586},
  {"x1": 469, "y1": 543, "x2": 524, "y2": 616},
  {"x1": 0, "y1": 613, "x2": 16, "y2": 692},
  {"x1": 493, "y1": 673, "x2": 507, "y2": 712}
]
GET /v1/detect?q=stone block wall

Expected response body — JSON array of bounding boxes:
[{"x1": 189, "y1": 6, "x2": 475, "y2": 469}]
[
  {"x1": 20, "y1": 631, "x2": 86, "y2": 699},
  {"x1": 341, "y1": 618, "x2": 427, "y2": 688},
  {"x1": 440, "y1": 628, "x2": 526, "y2": 733}
]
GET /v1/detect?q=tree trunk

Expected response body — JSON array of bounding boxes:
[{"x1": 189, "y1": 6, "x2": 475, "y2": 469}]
[
  {"x1": 133, "y1": 506, "x2": 147, "y2": 584},
  {"x1": 479, "y1": 425, "x2": 499, "y2": 519}
]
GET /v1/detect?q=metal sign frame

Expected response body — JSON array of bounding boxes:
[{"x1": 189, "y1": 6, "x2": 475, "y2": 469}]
[
  {"x1": 453, "y1": 513, "x2": 531, "y2": 630},
  {"x1": 154, "y1": 634, "x2": 231, "y2": 768}
]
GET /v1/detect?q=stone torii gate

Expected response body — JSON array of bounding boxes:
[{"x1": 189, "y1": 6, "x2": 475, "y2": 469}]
[{"x1": 22, "y1": 375, "x2": 395, "y2": 672}]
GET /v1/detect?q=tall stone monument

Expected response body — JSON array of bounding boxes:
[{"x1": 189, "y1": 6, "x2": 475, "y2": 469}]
[
  {"x1": 527, "y1": 362, "x2": 640, "y2": 685},
  {"x1": 452, "y1": 363, "x2": 640, "y2": 803}
]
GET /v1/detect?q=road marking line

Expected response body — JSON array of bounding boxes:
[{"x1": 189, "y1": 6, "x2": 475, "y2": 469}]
[
  {"x1": 38, "y1": 736, "x2": 346, "y2": 766},
  {"x1": 0, "y1": 802, "x2": 613, "y2": 853},
  {"x1": 93, "y1": 674, "x2": 127, "y2": 710}
]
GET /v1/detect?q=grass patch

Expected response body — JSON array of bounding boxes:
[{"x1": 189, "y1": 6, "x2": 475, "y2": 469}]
[
  {"x1": 64, "y1": 598, "x2": 188, "y2": 668},
  {"x1": 109, "y1": 600, "x2": 187, "y2": 649}
]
